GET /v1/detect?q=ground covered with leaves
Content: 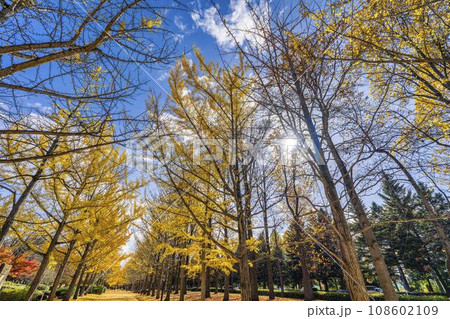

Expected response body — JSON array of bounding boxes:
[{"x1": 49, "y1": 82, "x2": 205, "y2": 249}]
[{"x1": 76, "y1": 289, "x2": 300, "y2": 301}]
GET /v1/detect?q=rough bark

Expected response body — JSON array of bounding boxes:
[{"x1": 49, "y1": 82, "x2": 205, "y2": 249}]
[
  {"x1": 84, "y1": 274, "x2": 97, "y2": 295},
  {"x1": 179, "y1": 265, "x2": 186, "y2": 300},
  {"x1": 200, "y1": 246, "x2": 207, "y2": 300},
  {"x1": 149, "y1": 276, "x2": 154, "y2": 295},
  {"x1": 323, "y1": 128, "x2": 398, "y2": 300},
  {"x1": 160, "y1": 277, "x2": 166, "y2": 301},
  {"x1": 237, "y1": 215, "x2": 252, "y2": 301},
  {"x1": 80, "y1": 272, "x2": 92, "y2": 296},
  {"x1": 243, "y1": 172, "x2": 259, "y2": 301},
  {"x1": 25, "y1": 219, "x2": 65, "y2": 300},
  {"x1": 262, "y1": 194, "x2": 275, "y2": 300},
  {"x1": 63, "y1": 241, "x2": 91, "y2": 301},
  {"x1": 73, "y1": 265, "x2": 87, "y2": 300},
  {"x1": 48, "y1": 239, "x2": 75, "y2": 301},
  {"x1": 273, "y1": 230, "x2": 284, "y2": 296},
  {"x1": 214, "y1": 271, "x2": 219, "y2": 294},
  {"x1": 223, "y1": 226, "x2": 230, "y2": 301},
  {"x1": 164, "y1": 261, "x2": 173, "y2": 301},
  {"x1": 295, "y1": 225, "x2": 313, "y2": 301},
  {"x1": 286, "y1": 51, "x2": 369, "y2": 301},
  {"x1": 205, "y1": 266, "x2": 211, "y2": 298},
  {"x1": 174, "y1": 260, "x2": 181, "y2": 295},
  {"x1": 155, "y1": 267, "x2": 162, "y2": 299},
  {"x1": 223, "y1": 273, "x2": 230, "y2": 301}
]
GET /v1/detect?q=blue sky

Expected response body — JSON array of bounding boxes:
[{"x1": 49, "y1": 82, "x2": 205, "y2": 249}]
[
  {"x1": 130, "y1": 0, "x2": 278, "y2": 114},
  {"x1": 120, "y1": 0, "x2": 281, "y2": 255},
  {"x1": 10, "y1": 1, "x2": 279, "y2": 116},
  {"x1": 11, "y1": 0, "x2": 299, "y2": 121}
]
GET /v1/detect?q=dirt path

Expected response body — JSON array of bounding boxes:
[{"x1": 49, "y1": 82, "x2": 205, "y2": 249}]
[
  {"x1": 77, "y1": 290, "x2": 155, "y2": 301},
  {"x1": 76, "y1": 289, "x2": 301, "y2": 301}
]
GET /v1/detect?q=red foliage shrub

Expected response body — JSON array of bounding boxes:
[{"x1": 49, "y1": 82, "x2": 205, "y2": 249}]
[{"x1": 0, "y1": 247, "x2": 39, "y2": 279}]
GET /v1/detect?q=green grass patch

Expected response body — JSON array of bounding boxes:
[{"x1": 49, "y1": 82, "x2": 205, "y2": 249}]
[{"x1": 0, "y1": 281, "x2": 29, "y2": 301}]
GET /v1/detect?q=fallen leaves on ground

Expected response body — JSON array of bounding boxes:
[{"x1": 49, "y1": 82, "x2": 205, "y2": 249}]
[{"x1": 75, "y1": 289, "x2": 301, "y2": 301}]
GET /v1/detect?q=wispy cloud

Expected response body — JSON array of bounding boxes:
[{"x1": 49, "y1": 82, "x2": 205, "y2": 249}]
[
  {"x1": 174, "y1": 15, "x2": 187, "y2": 32},
  {"x1": 191, "y1": 0, "x2": 269, "y2": 49}
]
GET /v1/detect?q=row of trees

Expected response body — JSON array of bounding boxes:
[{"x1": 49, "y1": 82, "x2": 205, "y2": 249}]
[
  {"x1": 0, "y1": 107, "x2": 142, "y2": 299},
  {"x1": 122, "y1": 0, "x2": 449, "y2": 301},
  {"x1": 0, "y1": 0, "x2": 448, "y2": 302},
  {"x1": 0, "y1": 0, "x2": 175, "y2": 300}
]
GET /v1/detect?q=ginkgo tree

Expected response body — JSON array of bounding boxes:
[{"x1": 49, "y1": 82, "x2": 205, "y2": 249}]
[
  {"x1": 148, "y1": 49, "x2": 269, "y2": 300},
  {"x1": 5, "y1": 120, "x2": 143, "y2": 300}
]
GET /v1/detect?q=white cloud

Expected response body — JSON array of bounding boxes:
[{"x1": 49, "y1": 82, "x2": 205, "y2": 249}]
[
  {"x1": 191, "y1": 0, "x2": 269, "y2": 49},
  {"x1": 157, "y1": 71, "x2": 170, "y2": 82},
  {"x1": 174, "y1": 15, "x2": 187, "y2": 32}
]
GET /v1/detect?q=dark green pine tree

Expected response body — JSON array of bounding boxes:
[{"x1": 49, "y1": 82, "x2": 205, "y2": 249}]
[
  {"x1": 373, "y1": 174, "x2": 444, "y2": 292},
  {"x1": 271, "y1": 229, "x2": 286, "y2": 293},
  {"x1": 410, "y1": 183, "x2": 449, "y2": 293},
  {"x1": 283, "y1": 225, "x2": 302, "y2": 289},
  {"x1": 256, "y1": 232, "x2": 269, "y2": 289},
  {"x1": 353, "y1": 202, "x2": 385, "y2": 285}
]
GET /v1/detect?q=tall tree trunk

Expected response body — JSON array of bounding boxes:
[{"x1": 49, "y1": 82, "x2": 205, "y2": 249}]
[
  {"x1": 324, "y1": 128, "x2": 398, "y2": 300},
  {"x1": 142, "y1": 274, "x2": 149, "y2": 294},
  {"x1": 431, "y1": 267, "x2": 448, "y2": 295},
  {"x1": 200, "y1": 246, "x2": 207, "y2": 300},
  {"x1": 25, "y1": 219, "x2": 65, "y2": 300},
  {"x1": 151, "y1": 273, "x2": 156, "y2": 296},
  {"x1": 397, "y1": 264, "x2": 411, "y2": 291},
  {"x1": 214, "y1": 271, "x2": 219, "y2": 294},
  {"x1": 223, "y1": 226, "x2": 230, "y2": 301},
  {"x1": 394, "y1": 280, "x2": 400, "y2": 291},
  {"x1": 248, "y1": 252, "x2": 259, "y2": 300},
  {"x1": 426, "y1": 278, "x2": 434, "y2": 293},
  {"x1": 73, "y1": 265, "x2": 87, "y2": 300},
  {"x1": 299, "y1": 241, "x2": 313, "y2": 300},
  {"x1": 273, "y1": 230, "x2": 284, "y2": 296},
  {"x1": 323, "y1": 279, "x2": 329, "y2": 291},
  {"x1": 146, "y1": 274, "x2": 153, "y2": 296},
  {"x1": 433, "y1": 273, "x2": 446, "y2": 294},
  {"x1": 223, "y1": 272, "x2": 230, "y2": 301},
  {"x1": 160, "y1": 277, "x2": 166, "y2": 301},
  {"x1": 286, "y1": 57, "x2": 369, "y2": 301},
  {"x1": 85, "y1": 274, "x2": 97, "y2": 295},
  {"x1": 152, "y1": 266, "x2": 159, "y2": 297},
  {"x1": 205, "y1": 266, "x2": 211, "y2": 298},
  {"x1": 244, "y1": 188, "x2": 259, "y2": 301},
  {"x1": 174, "y1": 260, "x2": 181, "y2": 295},
  {"x1": 179, "y1": 262, "x2": 187, "y2": 300},
  {"x1": 155, "y1": 254, "x2": 163, "y2": 299},
  {"x1": 155, "y1": 268, "x2": 162, "y2": 299},
  {"x1": 262, "y1": 194, "x2": 275, "y2": 300},
  {"x1": 317, "y1": 165, "x2": 369, "y2": 300},
  {"x1": 48, "y1": 239, "x2": 75, "y2": 301},
  {"x1": 276, "y1": 257, "x2": 284, "y2": 295},
  {"x1": 80, "y1": 272, "x2": 92, "y2": 297},
  {"x1": 237, "y1": 214, "x2": 252, "y2": 301},
  {"x1": 238, "y1": 255, "x2": 252, "y2": 301},
  {"x1": 63, "y1": 241, "x2": 92, "y2": 301},
  {"x1": 204, "y1": 217, "x2": 212, "y2": 298},
  {"x1": 164, "y1": 260, "x2": 173, "y2": 301}
]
